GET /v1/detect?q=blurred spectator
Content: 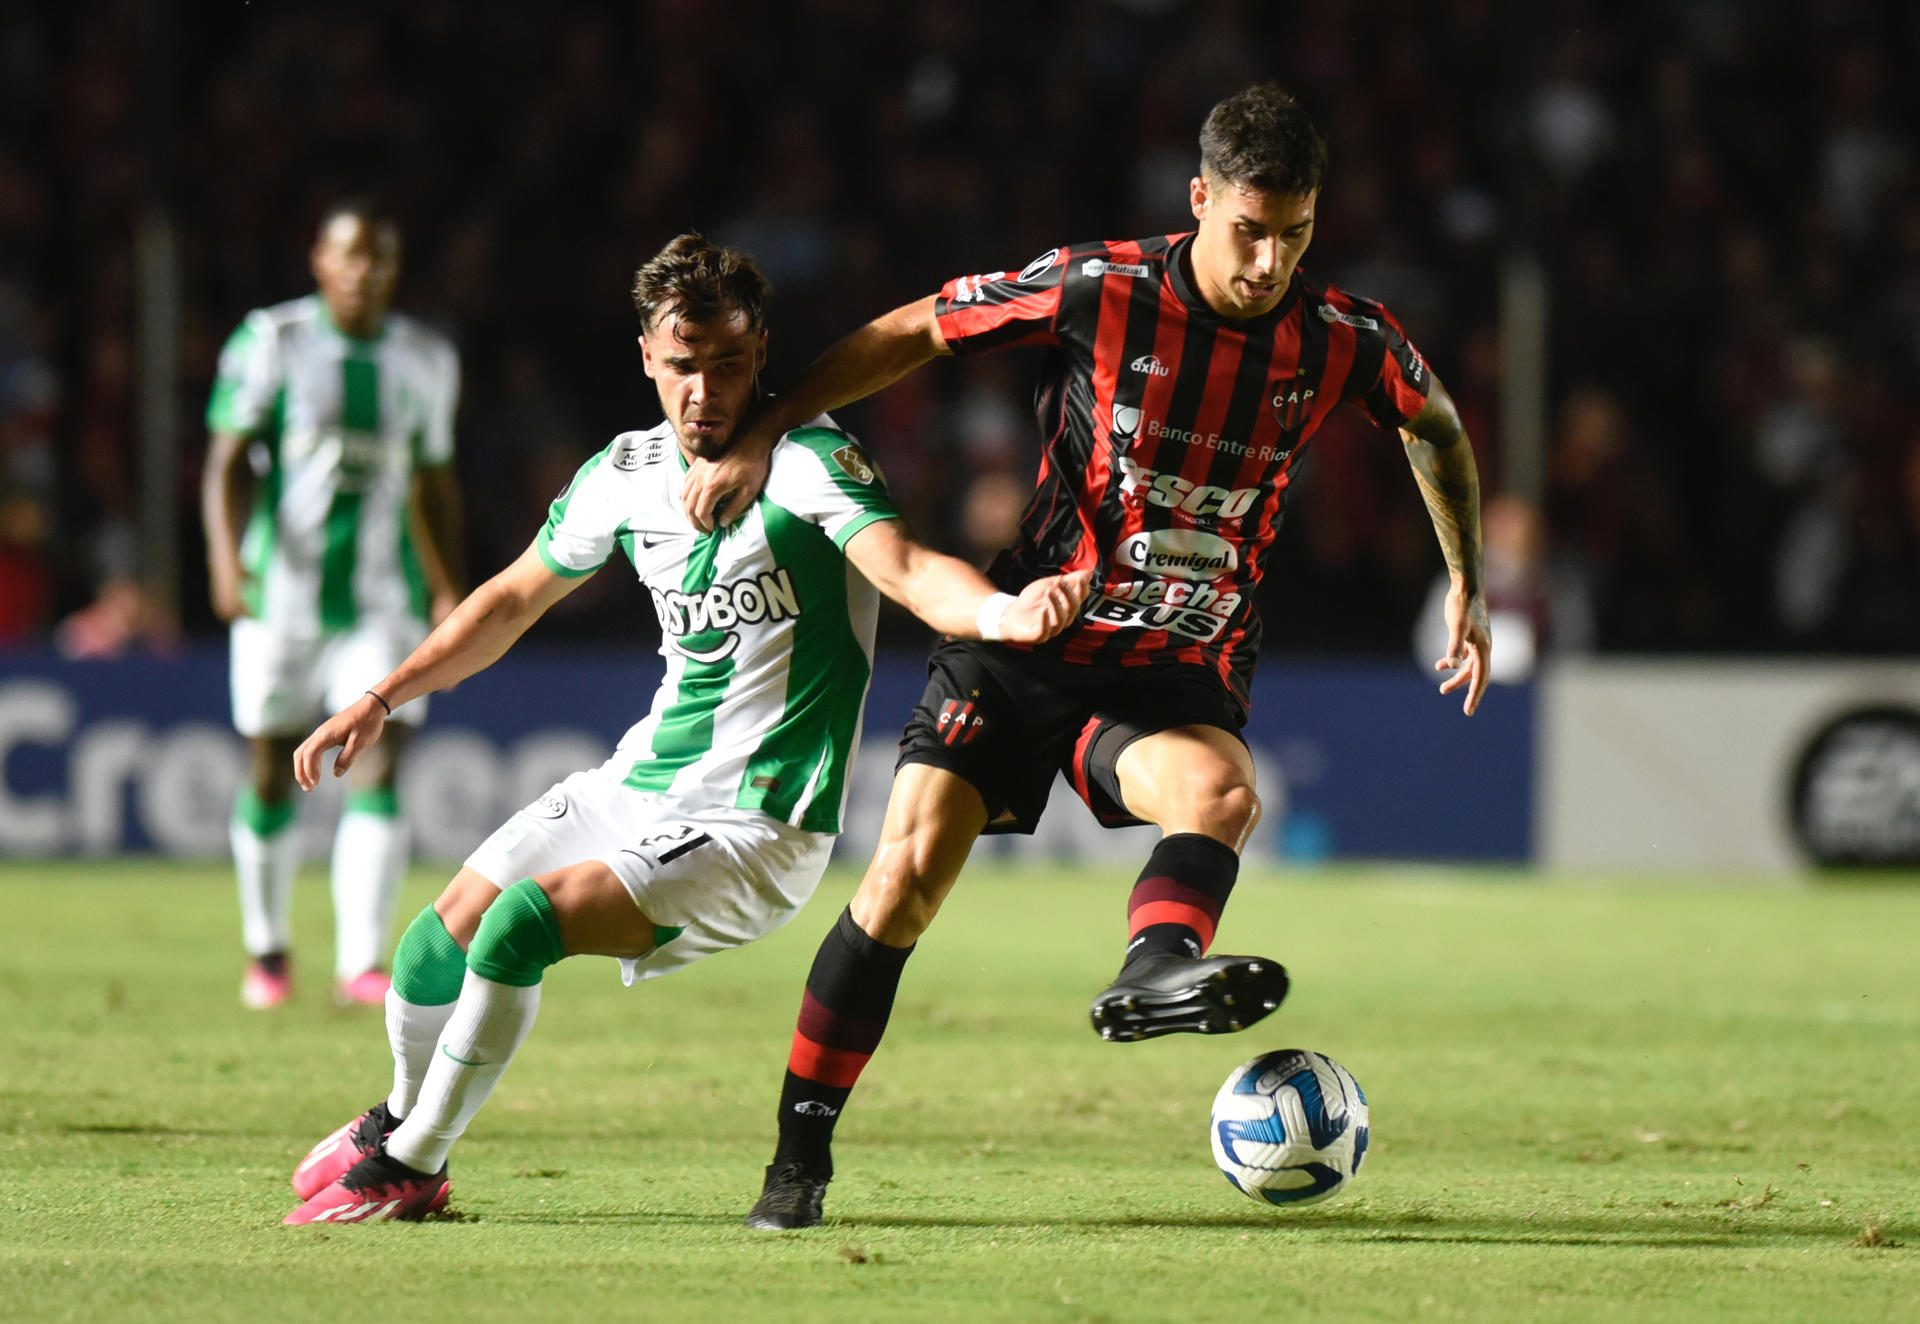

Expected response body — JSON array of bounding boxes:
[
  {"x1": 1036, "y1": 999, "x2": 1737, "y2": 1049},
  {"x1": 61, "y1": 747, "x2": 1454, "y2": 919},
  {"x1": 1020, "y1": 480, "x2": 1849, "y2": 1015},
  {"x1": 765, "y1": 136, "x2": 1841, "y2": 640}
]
[
  {"x1": 0, "y1": 278, "x2": 57, "y2": 643},
  {"x1": 960, "y1": 472, "x2": 1027, "y2": 569},
  {"x1": 1413, "y1": 494, "x2": 1591, "y2": 684},
  {"x1": 0, "y1": 493, "x2": 50, "y2": 642},
  {"x1": 54, "y1": 575, "x2": 179, "y2": 659},
  {"x1": 1546, "y1": 384, "x2": 1699, "y2": 648},
  {"x1": 3, "y1": 0, "x2": 1915, "y2": 657}
]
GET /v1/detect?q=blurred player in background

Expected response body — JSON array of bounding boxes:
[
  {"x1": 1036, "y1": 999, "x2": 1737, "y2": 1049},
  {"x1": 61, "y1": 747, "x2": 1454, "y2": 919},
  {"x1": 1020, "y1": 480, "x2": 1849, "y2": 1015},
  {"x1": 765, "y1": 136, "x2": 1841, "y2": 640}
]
[
  {"x1": 684, "y1": 82, "x2": 1491, "y2": 1228},
  {"x1": 201, "y1": 202, "x2": 464, "y2": 1009},
  {"x1": 275, "y1": 234, "x2": 1088, "y2": 1224}
]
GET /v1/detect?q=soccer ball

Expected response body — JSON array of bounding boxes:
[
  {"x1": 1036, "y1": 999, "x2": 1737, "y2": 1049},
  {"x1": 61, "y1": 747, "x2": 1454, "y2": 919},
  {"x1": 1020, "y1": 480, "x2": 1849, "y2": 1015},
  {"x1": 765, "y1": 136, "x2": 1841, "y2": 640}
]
[{"x1": 1210, "y1": 1049, "x2": 1368, "y2": 1207}]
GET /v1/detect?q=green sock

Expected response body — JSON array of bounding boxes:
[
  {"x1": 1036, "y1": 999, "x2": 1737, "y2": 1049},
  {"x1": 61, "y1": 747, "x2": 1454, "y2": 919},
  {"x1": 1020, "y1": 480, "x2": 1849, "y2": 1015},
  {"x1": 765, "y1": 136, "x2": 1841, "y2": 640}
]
[
  {"x1": 392, "y1": 906, "x2": 467, "y2": 1006},
  {"x1": 466, "y1": 879, "x2": 565, "y2": 987},
  {"x1": 234, "y1": 786, "x2": 295, "y2": 837},
  {"x1": 342, "y1": 786, "x2": 399, "y2": 818}
]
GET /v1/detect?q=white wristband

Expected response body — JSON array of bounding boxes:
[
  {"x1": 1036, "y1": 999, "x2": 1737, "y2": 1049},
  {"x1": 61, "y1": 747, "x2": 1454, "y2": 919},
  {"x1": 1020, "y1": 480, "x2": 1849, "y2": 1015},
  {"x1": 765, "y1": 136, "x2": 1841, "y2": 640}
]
[{"x1": 975, "y1": 592, "x2": 1016, "y2": 642}]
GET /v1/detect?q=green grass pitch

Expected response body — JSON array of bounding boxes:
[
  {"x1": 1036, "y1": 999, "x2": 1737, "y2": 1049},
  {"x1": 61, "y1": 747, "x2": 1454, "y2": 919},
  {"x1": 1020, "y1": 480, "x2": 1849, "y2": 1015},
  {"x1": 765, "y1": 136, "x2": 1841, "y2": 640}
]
[{"x1": 2, "y1": 861, "x2": 1916, "y2": 1321}]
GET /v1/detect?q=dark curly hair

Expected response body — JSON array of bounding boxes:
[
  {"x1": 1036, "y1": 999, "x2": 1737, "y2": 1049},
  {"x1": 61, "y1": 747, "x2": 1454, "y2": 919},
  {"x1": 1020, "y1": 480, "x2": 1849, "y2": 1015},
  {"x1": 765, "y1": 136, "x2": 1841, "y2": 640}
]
[
  {"x1": 631, "y1": 233, "x2": 771, "y2": 333},
  {"x1": 1198, "y1": 83, "x2": 1328, "y2": 197}
]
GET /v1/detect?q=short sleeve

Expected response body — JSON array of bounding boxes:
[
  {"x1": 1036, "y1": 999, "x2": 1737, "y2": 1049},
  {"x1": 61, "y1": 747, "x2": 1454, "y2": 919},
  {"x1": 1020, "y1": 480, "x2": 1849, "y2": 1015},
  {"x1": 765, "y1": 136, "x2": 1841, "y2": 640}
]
[
  {"x1": 932, "y1": 246, "x2": 1068, "y2": 355},
  {"x1": 1354, "y1": 303, "x2": 1432, "y2": 429},
  {"x1": 206, "y1": 312, "x2": 282, "y2": 435},
  {"x1": 766, "y1": 427, "x2": 902, "y2": 549},
  {"x1": 415, "y1": 339, "x2": 460, "y2": 468},
  {"x1": 535, "y1": 441, "x2": 625, "y2": 577}
]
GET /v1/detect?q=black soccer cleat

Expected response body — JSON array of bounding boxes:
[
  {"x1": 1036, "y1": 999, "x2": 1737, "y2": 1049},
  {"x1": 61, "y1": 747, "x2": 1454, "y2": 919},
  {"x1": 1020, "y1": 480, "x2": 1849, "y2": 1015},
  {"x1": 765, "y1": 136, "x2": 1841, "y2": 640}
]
[
  {"x1": 1088, "y1": 952, "x2": 1290, "y2": 1042},
  {"x1": 743, "y1": 1159, "x2": 831, "y2": 1230}
]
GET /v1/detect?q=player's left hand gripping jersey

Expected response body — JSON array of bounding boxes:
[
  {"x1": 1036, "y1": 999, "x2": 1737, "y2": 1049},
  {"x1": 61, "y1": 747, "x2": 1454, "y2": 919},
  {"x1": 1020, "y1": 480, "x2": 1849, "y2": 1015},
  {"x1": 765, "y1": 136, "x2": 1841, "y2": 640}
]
[
  {"x1": 935, "y1": 236, "x2": 1431, "y2": 706},
  {"x1": 207, "y1": 295, "x2": 460, "y2": 634},
  {"x1": 537, "y1": 422, "x2": 900, "y2": 834}
]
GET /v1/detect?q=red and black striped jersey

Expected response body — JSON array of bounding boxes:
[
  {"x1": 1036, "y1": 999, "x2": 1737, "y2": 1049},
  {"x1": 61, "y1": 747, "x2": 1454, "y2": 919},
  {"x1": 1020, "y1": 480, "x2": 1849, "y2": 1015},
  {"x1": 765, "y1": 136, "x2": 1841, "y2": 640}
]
[{"x1": 934, "y1": 233, "x2": 1431, "y2": 708}]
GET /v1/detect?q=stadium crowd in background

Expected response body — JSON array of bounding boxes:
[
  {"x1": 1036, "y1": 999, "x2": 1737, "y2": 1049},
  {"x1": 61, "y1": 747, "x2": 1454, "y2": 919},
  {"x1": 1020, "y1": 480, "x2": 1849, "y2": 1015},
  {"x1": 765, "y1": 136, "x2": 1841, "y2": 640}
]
[{"x1": 2, "y1": 0, "x2": 1916, "y2": 654}]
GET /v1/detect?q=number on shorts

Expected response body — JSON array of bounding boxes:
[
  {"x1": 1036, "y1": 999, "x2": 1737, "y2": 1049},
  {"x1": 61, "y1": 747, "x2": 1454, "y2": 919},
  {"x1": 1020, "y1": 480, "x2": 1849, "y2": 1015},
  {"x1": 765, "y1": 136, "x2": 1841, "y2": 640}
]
[{"x1": 636, "y1": 823, "x2": 711, "y2": 865}]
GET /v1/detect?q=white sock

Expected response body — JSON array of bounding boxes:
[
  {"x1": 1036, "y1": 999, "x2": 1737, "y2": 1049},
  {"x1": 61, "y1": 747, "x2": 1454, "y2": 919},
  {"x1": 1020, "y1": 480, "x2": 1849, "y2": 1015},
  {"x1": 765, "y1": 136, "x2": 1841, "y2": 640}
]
[
  {"x1": 331, "y1": 808, "x2": 409, "y2": 978},
  {"x1": 385, "y1": 987, "x2": 458, "y2": 1119},
  {"x1": 233, "y1": 815, "x2": 302, "y2": 956},
  {"x1": 385, "y1": 970, "x2": 541, "y2": 1174}
]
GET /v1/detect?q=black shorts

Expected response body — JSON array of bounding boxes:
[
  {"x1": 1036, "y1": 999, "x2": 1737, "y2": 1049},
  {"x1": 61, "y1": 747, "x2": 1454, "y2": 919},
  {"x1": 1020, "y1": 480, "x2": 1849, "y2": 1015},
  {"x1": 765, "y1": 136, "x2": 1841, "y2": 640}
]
[{"x1": 895, "y1": 639, "x2": 1248, "y2": 834}]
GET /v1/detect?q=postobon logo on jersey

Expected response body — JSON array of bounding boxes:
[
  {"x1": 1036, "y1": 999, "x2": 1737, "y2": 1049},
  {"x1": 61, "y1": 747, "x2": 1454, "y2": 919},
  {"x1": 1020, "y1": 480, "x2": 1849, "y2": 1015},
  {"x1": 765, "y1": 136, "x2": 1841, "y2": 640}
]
[{"x1": 650, "y1": 569, "x2": 801, "y2": 664}]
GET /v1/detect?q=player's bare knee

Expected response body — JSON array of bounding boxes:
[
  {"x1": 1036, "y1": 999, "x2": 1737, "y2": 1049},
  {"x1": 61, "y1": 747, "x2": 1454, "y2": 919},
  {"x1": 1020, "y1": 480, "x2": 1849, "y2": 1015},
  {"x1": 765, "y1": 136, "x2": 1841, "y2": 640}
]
[
  {"x1": 851, "y1": 845, "x2": 947, "y2": 945},
  {"x1": 1213, "y1": 781, "x2": 1261, "y2": 837},
  {"x1": 251, "y1": 737, "x2": 298, "y2": 802},
  {"x1": 342, "y1": 760, "x2": 398, "y2": 793},
  {"x1": 343, "y1": 729, "x2": 403, "y2": 791},
  {"x1": 1181, "y1": 777, "x2": 1259, "y2": 845},
  {"x1": 434, "y1": 869, "x2": 502, "y2": 948},
  {"x1": 853, "y1": 898, "x2": 938, "y2": 947},
  {"x1": 889, "y1": 884, "x2": 945, "y2": 940}
]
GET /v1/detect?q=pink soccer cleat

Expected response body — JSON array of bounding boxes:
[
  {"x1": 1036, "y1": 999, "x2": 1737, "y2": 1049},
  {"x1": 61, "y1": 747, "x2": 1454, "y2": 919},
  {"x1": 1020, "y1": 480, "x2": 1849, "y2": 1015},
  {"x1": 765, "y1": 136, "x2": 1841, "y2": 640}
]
[
  {"x1": 284, "y1": 1151, "x2": 449, "y2": 1226},
  {"x1": 292, "y1": 1101, "x2": 399, "y2": 1200},
  {"x1": 241, "y1": 955, "x2": 292, "y2": 1009},
  {"x1": 334, "y1": 970, "x2": 392, "y2": 1006}
]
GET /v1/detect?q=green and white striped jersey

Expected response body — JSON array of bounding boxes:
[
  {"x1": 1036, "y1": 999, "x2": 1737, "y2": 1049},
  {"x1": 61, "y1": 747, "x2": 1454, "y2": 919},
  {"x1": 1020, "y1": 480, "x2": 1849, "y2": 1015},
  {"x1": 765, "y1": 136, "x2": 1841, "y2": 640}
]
[
  {"x1": 207, "y1": 295, "x2": 460, "y2": 634},
  {"x1": 537, "y1": 420, "x2": 900, "y2": 834}
]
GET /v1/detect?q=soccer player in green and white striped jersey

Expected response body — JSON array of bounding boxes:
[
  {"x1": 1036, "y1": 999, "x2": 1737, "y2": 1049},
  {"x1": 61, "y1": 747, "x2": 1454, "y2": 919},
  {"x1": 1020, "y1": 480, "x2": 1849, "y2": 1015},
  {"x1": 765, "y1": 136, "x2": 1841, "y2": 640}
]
[
  {"x1": 201, "y1": 202, "x2": 465, "y2": 1010},
  {"x1": 276, "y1": 234, "x2": 1089, "y2": 1223}
]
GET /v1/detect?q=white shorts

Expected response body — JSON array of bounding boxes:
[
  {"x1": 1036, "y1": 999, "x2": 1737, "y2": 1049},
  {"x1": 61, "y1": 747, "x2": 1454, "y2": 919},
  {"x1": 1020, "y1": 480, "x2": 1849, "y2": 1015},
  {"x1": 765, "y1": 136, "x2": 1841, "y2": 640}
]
[
  {"x1": 462, "y1": 761, "x2": 835, "y2": 985},
  {"x1": 230, "y1": 615, "x2": 429, "y2": 737}
]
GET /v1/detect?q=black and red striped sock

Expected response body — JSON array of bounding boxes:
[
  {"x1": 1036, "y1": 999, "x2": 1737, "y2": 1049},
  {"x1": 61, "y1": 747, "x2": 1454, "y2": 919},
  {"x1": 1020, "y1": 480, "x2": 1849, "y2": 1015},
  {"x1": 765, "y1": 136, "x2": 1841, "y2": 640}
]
[
  {"x1": 1122, "y1": 832, "x2": 1239, "y2": 970},
  {"x1": 773, "y1": 906, "x2": 914, "y2": 1175}
]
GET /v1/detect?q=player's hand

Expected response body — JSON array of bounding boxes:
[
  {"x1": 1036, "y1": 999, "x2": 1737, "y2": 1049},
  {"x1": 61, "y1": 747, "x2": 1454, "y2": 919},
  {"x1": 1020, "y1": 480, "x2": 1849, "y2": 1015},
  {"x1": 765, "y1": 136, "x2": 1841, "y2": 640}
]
[
  {"x1": 292, "y1": 693, "x2": 388, "y2": 791},
  {"x1": 1434, "y1": 582, "x2": 1491, "y2": 715},
  {"x1": 998, "y1": 569, "x2": 1094, "y2": 644},
  {"x1": 684, "y1": 416, "x2": 778, "y2": 532}
]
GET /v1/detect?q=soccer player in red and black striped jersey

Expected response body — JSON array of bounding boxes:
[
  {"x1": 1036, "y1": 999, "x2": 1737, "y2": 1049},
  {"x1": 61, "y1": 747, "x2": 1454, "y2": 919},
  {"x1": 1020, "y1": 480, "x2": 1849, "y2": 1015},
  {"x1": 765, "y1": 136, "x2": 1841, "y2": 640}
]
[{"x1": 688, "y1": 83, "x2": 1492, "y2": 1229}]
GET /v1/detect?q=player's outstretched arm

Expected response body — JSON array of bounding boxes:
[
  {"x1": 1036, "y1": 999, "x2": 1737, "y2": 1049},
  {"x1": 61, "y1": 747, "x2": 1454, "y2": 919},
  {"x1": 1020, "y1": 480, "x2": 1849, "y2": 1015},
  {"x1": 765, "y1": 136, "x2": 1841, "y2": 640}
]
[
  {"x1": 292, "y1": 544, "x2": 585, "y2": 789},
  {"x1": 1399, "y1": 375, "x2": 1491, "y2": 716},
  {"x1": 842, "y1": 517, "x2": 1092, "y2": 644},
  {"x1": 684, "y1": 296, "x2": 950, "y2": 532}
]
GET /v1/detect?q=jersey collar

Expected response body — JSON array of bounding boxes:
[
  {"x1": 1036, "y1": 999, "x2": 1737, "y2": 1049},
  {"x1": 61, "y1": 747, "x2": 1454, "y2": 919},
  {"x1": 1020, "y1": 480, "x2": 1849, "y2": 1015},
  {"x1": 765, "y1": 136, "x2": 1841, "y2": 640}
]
[
  {"x1": 1165, "y1": 234, "x2": 1303, "y2": 328},
  {"x1": 313, "y1": 294, "x2": 389, "y2": 349}
]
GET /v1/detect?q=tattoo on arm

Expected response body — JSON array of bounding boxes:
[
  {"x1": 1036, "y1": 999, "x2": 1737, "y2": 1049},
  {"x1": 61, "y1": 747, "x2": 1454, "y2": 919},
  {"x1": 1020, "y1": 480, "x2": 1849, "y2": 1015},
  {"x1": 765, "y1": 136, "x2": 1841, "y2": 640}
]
[{"x1": 1401, "y1": 381, "x2": 1484, "y2": 593}]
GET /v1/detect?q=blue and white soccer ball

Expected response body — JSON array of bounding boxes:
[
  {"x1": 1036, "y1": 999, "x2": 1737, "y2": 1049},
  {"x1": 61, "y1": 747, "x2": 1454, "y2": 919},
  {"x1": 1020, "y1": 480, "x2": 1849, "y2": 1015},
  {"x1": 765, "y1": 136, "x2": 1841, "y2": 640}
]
[{"x1": 1210, "y1": 1049, "x2": 1368, "y2": 1207}]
